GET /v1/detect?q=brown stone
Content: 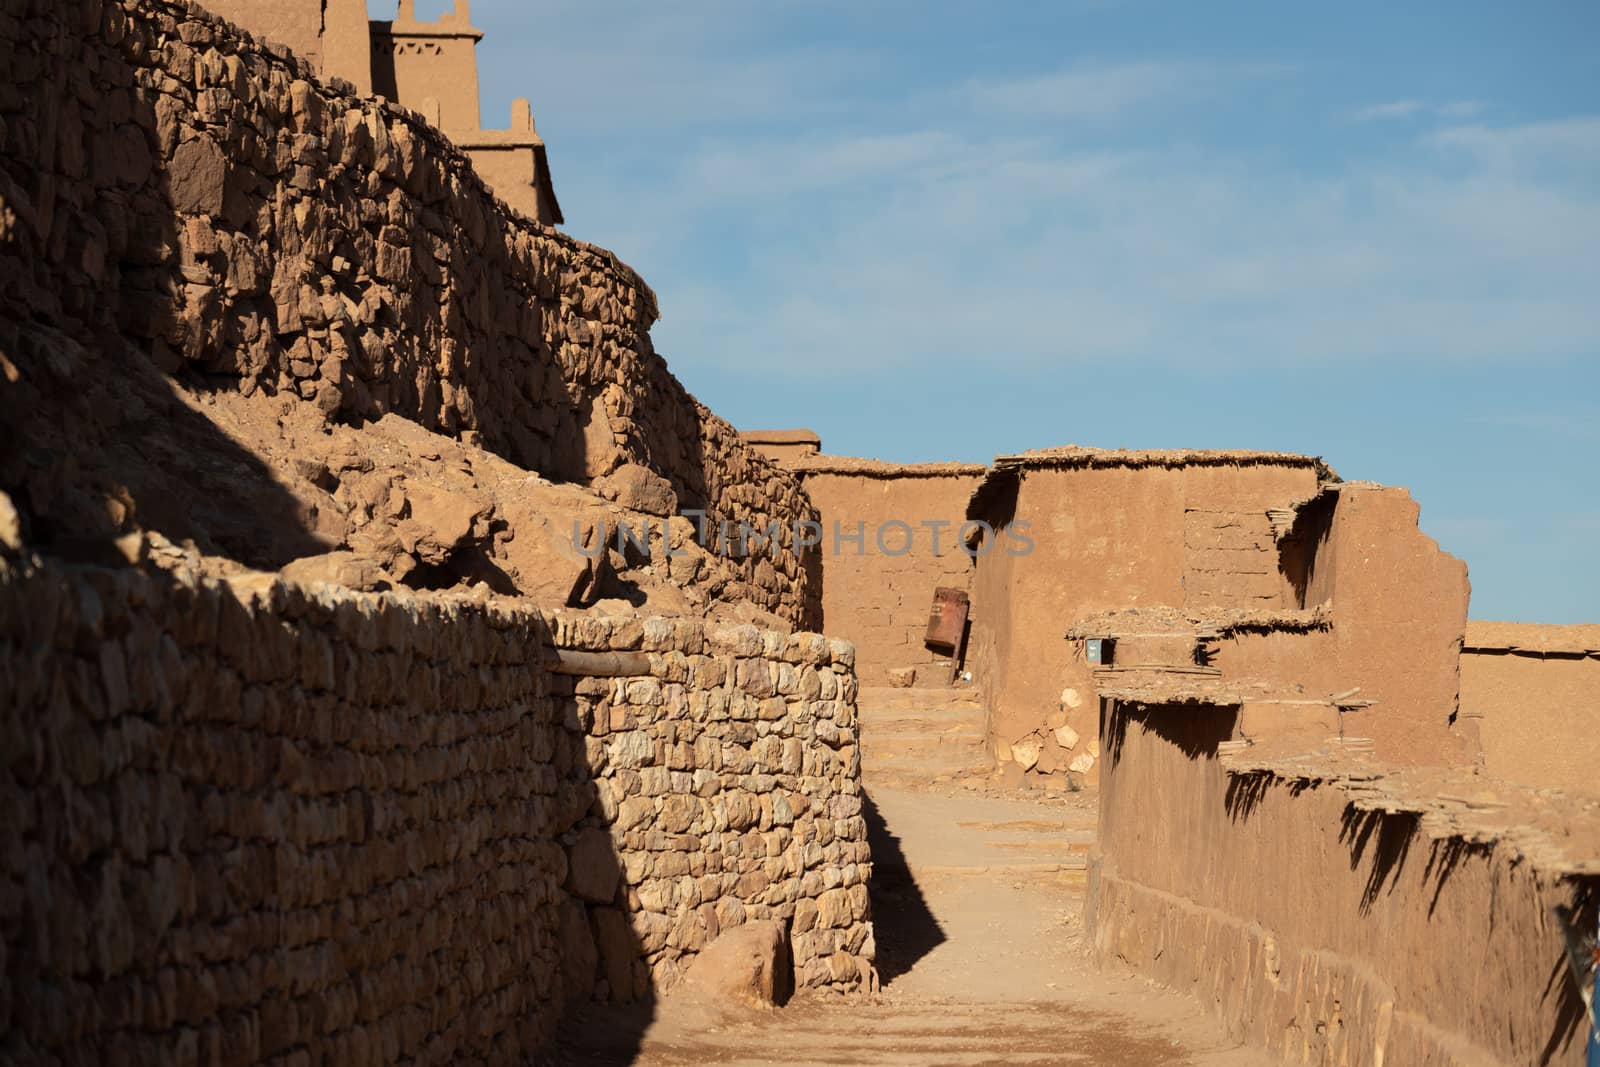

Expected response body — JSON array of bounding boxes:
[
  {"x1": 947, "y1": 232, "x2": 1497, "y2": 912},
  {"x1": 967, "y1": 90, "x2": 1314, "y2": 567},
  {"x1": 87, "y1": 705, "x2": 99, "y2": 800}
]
[
  {"x1": 558, "y1": 898, "x2": 597, "y2": 998},
  {"x1": 169, "y1": 134, "x2": 227, "y2": 217},
  {"x1": 671, "y1": 919, "x2": 789, "y2": 1010},
  {"x1": 599, "y1": 463, "x2": 678, "y2": 518},
  {"x1": 886, "y1": 667, "x2": 916, "y2": 689},
  {"x1": 566, "y1": 827, "x2": 621, "y2": 904},
  {"x1": 279, "y1": 551, "x2": 386, "y2": 591},
  {"x1": 592, "y1": 907, "x2": 637, "y2": 1002}
]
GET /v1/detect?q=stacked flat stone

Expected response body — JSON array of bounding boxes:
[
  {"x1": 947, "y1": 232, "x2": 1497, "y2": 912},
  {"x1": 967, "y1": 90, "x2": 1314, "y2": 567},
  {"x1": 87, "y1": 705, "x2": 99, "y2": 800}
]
[
  {"x1": 548, "y1": 611, "x2": 875, "y2": 998},
  {"x1": 0, "y1": 555, "x2": 874, "y2": 1063},
  {"x1": 0, "y1": 0, "x2": 817, "y2": 626}
]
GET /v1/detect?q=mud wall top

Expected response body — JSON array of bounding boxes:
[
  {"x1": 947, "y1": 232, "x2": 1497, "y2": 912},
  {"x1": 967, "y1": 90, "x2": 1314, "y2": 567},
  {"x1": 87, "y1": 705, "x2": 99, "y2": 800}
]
[{"x1": 1460, "y1": 620, "x2": 1600, "y2": 798}]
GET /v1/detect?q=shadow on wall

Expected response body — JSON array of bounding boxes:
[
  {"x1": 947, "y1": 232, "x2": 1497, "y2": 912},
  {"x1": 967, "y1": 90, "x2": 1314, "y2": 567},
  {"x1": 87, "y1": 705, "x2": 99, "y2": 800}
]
[
  {"x1": 1277, "y1": 490, "x2": 1337, "y2": 608},
  {"x1": 0, "y1": 0, "x2": 328, "y2": 573},
  {"x1": 1338, "y1": 807, "x2": 1420, "y2": 916},
  {"x1": 1337, "y1": 806, "x2": 1599, "y2": 1065},
  {"x1": 1544, "y1": 882, "x2": 1600, "y2": 1065},
  {"x1": 861, "y1": 790, "x2": 945, "y2": 984},
  {"x1": 1132, "y1": 701, "x2": 1239, "y2": 761},
  {"x1": 0, "y1": 557, "x2": 651, "y2": 1062},
  {"x1": 0, "y1": 0, "x2": 638, "y2": 581}
]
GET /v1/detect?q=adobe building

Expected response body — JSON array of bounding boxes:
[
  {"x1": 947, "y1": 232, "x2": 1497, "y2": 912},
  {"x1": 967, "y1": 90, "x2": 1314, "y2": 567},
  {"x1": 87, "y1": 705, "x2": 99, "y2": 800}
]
[
  {"x1": 741, "y1": 429, "x2": 823, "y2": 466},
  {"x1": 202, "y1": 0, "x2": 563, "y2": 224},
  {"x1": 741, "y1": 433, "x2": 985, "y2": 688}
]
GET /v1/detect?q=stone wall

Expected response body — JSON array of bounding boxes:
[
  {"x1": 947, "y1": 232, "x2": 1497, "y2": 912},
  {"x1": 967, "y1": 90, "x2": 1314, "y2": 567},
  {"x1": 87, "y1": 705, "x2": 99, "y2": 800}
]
[
  {"x1": 545, "y1": 612, "x2": 875, "y2": 998},
  {"x1": 0, "y1": 0, "x2": 817, "y2": 625},
  {"x1": 789, "y1": 459, "x2": 984, "y2": 686},
  {"x1": 0, "y1": 552, "x2": 872, "y2": 1063},
  {"x1": 1460, "y1": 621, "x2": 1600, "y2": 799},
  {"x1": 1089, "y1": 700, "x2": 1598, "y2": 1067}
]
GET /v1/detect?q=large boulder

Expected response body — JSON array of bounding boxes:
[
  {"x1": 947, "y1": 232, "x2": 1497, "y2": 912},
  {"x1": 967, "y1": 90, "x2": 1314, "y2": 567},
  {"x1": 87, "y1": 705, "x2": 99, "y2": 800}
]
[{"x1": 671, "y1": 919, "x2": 789, "y2": 1010}]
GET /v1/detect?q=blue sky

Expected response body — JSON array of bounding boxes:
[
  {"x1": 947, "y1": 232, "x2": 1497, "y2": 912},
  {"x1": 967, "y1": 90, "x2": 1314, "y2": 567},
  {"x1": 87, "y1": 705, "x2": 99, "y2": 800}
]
[{"x1": 399, "y1": 1, "x2": 1596, "y2": 622}]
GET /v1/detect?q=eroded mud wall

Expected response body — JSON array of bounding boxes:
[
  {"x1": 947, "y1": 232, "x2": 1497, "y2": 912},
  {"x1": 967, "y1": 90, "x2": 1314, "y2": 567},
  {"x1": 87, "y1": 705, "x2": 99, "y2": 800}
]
[
  {"x1": 1090, "y1": 700, "x2": 1595, "y2": 1067},
  {"x1": 968, "y1": 461, "x2": 1319, "y2": 782},
  {"x1": 1307, "y1": 486, "x2": 1470, "y2": 763},
  {"x1": 0, "y1": 555, "x2": 872, "y2": 1063},
  {"x1": 0, "y1": 0, "x2": 816, "y2": 624}
]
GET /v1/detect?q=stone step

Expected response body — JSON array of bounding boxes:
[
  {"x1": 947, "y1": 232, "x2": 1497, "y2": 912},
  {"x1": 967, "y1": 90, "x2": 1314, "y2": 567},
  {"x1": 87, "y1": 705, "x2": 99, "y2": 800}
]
[
  {"x1": 856, "y1": 700, "x2": 985, "y2": 721},
  {"x1": 883, "y1": 858, "x2": 1089, "y2": 880},
  {"x1": 862, "y1": 729, "x2": 988, "y2": 759},
  {"x1": 864, "y1": 716, "x2": 985, "y2": 742},
  {"x1": 855, "y1": 686, "x2": 984, "y2": 714},
  {"x1": 862, "y1": 760, "x2": 996, "y2": 787}
]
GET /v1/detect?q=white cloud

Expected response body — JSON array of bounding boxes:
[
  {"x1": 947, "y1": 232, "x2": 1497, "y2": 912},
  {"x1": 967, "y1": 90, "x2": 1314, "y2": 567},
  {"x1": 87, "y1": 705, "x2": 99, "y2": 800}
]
[
  {"x1": 1349, "y1": 99, "x2": 1485, "y2": 123},
  {"x1": 1427, "y1": 117, "x2": 1600, "y2": 170},
  {"x1": 459, "y1": 3, "x2": 1598, "y2": 378},
  {"x1": 1351, "y1": 99, "x2": 1427, "y2": 122},
  {"x1": 964, "y1": 61, "x2": 1291, "y2": 122},
  {"x1": 634, "y1": 116, "x2": 1600, "y2": 376}
]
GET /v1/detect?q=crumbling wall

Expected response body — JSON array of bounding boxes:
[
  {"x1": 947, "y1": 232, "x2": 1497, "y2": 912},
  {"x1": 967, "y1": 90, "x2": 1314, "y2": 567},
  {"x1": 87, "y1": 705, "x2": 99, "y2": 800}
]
[
  {"x1": 1289, "y1": 485, "x2": 1470, "y2": 765},
  {"x1": 791, "y1": 461, "x2": 983, "y2": 686},
  {"x1": 1090, "y1": 700, "x2": 1597, "y2": 1067},
  {"x1": 0, "y1": 0, "x2": 816, "y2": 624},
  {"x1": 1460, "y1": 622, "x2": 1600, "y2": 798},
  {"x1": 0, "y1": 553, "x2": 872, "y2": 1063},
  {"x1": 967, "y1": 459, "x2": 1319, "y2": 784}
]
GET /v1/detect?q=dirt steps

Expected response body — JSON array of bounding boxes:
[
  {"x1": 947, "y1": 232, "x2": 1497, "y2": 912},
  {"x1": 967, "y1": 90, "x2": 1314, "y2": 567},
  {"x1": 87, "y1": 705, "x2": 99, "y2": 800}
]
[{"x1": 858, "y1": 685, "x2": 994, "y2": 784}]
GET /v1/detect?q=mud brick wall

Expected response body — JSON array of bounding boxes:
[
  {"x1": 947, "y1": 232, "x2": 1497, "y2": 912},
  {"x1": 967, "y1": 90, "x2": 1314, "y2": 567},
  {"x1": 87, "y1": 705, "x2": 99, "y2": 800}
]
[
  {"x1": 967, "y1": 460, "x2": 1321, "y2": 784},
  {"x1": 791, "y1": 464, "x2": 984, "y2": 687},
  {"x1": 0, "y1": 0, "x2": 817, "y2": 624},
  {"x1": 548, "y1": 612, "x2": 876, "y2": 997},
  {"x1": 1089, "y1": 700, "x2": 1597, "y2": 1067},
  {"x1": 1459, "y1": 622, "x2": 1600, "y2": 799},
  {"x1": 0, "y1": 554, "x2": 873, "y2": 1064},
  {"x1": 1182, "y1": 507, "x2": 1282, "y2": 609}
]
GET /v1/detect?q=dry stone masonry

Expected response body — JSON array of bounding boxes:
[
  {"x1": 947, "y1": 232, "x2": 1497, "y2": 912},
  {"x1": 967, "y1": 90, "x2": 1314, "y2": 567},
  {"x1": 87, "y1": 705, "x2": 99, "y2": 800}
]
[
  {"x1": 0, "y1": 0, "x2": 817, "y2": 625},
  {"x1": 0, "y1": 552, "x2": 873, "y2": 1063},
  {"x1": 546, "y1": 612, "x2": 875, "y2": 998}
]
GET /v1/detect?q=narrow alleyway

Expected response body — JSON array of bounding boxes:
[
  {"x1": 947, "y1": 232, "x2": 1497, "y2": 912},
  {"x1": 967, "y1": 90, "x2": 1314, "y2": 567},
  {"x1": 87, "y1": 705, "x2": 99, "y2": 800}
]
[{"x1": 555, "y1": 784, "x2": 1279, "y2": 1066}]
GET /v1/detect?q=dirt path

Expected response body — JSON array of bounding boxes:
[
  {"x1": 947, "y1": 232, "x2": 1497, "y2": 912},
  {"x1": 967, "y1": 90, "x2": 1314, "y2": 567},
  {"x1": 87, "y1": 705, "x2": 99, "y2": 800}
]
[{"x1": 551, "y1": 785, "x2": 1278, "y2": 1066}]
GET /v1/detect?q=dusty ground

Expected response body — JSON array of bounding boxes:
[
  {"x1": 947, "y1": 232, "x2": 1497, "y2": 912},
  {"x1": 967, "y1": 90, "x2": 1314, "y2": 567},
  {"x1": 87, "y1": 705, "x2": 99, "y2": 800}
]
[{"x1": 549, "y1": 785, "x2": 1280, "y2": 1066}]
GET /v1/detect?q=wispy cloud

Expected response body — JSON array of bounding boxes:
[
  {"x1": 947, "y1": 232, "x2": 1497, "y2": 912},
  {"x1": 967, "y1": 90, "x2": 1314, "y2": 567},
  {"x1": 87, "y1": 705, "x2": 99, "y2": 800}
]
[
  {"x1": 1351, "y1": 99, "x2": 1427, "y2": 122},
  {"x1": 631, "y1": 114, "x2": 1600, "y2": 375},
  {"x1": 1427, "y1": 117, "x2": 1600, "y2": 170},
  {"x1": 467, "y1": 2, "x2": 1598, "y2": 378},
  {"x1": 1349, "y1": 99, "x2": 1483, "y2": 123},
  {"x1": 964, "y1": 61, "x2": 1290, "y2": 121}
]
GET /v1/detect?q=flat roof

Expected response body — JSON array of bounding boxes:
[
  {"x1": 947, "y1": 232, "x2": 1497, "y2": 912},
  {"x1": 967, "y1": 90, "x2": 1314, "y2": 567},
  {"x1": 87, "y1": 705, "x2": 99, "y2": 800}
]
[
  {"x1": 990, "y1": 445, "x2": 1326, "y2": 473},
  {"x1": 740, "y1": 429, "x2": 822, "y2": 446},
  {"x1": 969, "y1": 445, "x2": 1331, "y2": 521},
  {"x1": 1464, "y1": 621, "x2": 1600, "y2": 656},
  {"x1": 788, "y1": 455, "x2": 988, "y2": 479}
]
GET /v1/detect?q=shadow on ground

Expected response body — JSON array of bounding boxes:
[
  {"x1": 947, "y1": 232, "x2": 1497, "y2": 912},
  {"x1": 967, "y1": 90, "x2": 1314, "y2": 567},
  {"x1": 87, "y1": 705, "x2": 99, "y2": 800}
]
[{"x1": 862, "y1": 789, "x2": 946, "y2": 984}]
